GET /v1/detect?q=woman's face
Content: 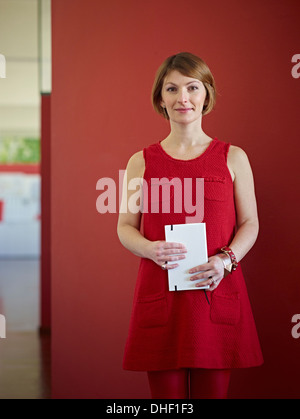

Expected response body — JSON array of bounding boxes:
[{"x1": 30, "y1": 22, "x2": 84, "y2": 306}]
[{"x1": 160, "y1": 70, "x2": 207, "y2": 125}]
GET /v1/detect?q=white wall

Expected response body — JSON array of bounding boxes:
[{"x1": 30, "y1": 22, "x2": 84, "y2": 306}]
[
  {"x1": 0, "y1": 0, "x2": 40, "y2": 137},
  {"x1": 0, "y1": 0, "x2": 41, "y2": 257},
  {"x1": 0, "y1": 173, "x2": 40, "y2": 257}
]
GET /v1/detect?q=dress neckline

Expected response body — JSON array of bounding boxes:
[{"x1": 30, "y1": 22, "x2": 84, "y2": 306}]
[{"x1": 157, "y1": 137, "x2": 217, "y2": 162}]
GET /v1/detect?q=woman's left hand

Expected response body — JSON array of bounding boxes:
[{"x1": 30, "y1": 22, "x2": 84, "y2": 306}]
[{"x1": 189, "y1": 254, "x2": 225, "y2": 291}]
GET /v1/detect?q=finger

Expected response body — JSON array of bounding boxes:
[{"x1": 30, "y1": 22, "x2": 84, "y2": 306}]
[
  {"x1": 189, "y1": 263, "x2": 212, "y2": 274},
  {"x1": 160, "y1": 262, "x2": 179, "y2": 270},
  {"x1": 158, "y1": 254, "x2": 186, "y2": 263},
  {"x1": 195, "y1": 278, "x2": 214, "y2": 287},
  {"x1": 204, "y1": 281, "x2": 218, "y2": 291},
  {"x1": 165, "y1": 263, "x2": 179, "y2": 270},
  {"x1": 162, "y1": 247, "x2": 188, "y2": 256},
  {"x1": 196, "y1": 277, "x2": 220, "y2": 289},
  {"x1": 156, "y1": 243, "x2": 187, "y2": 259},
  {"x1": 190, "y1": 270, "x2": 215, "y2": 281},
  {"x1": 163, "y1": 242, "x2": 187, "y2": 251}
]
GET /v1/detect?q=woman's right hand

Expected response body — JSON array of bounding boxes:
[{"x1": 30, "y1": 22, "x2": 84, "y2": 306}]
[{"x1": 145, "y1": 240, "x2": 187, "y2": 270}]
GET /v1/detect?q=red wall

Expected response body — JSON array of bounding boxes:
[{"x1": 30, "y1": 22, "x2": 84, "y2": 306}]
[
  {"x1": 51, "y1": 0, "x2": 300, "y2": 398},
  {"x1": 0, "y1": 164, "x2": 39, "y2": 173},
  {"x1": 41, "y1": 94, "x2": 51, "y2": 331}
]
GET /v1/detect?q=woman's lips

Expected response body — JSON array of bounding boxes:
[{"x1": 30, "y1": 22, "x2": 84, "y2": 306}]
[{"x1": 175, "y1": 108, "x2": 193, "y2": 113}]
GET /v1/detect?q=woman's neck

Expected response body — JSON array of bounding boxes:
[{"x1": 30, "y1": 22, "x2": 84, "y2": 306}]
[{"x1": 164, "y1": 119, "x2": 210, "y2": 149}]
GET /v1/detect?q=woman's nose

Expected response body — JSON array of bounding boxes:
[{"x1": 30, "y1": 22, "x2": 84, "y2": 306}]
[{"x1": 177, "y1": 89, "x2": 188, "y2": 103}]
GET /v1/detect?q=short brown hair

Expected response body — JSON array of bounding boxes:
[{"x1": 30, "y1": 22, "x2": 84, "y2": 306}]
[{"x1": 151, "y1": 52, "x2": 216, "y2": 119}]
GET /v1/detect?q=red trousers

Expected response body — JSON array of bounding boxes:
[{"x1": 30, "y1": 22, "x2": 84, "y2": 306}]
[{"x1": 147, "y1": 368, "x2": 231, "y2": 399}]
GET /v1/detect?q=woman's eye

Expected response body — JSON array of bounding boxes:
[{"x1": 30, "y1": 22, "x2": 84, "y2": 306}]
[
  {"x1": 189, "y1": 85, "x2": 199, "y2": 91},
  {"x1": 166, "y1": 87, "x2": 176, "y2": 92}
]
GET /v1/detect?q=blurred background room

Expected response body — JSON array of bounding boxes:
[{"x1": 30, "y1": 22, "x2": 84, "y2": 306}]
[
  {"x1": 0, "y1": 0, "x2": 300, "y2": 400},
  {"x1": 0, "y1": 0, "x2": 50, "y2": 399}
]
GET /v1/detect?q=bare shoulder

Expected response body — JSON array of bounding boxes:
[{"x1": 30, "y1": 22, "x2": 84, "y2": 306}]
[
  {"x1": 228, "y1": 145, "x2": 249, "y2": 162},
  {"x1": 126, "y1": 150, "x2": 145, "y2": 178},
  {"x1": 227, "y1": 145, "x2": 252, "y2": 181}
]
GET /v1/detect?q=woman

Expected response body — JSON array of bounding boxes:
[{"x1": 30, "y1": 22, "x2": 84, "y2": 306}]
[{"x1": 117, "y1": 52, "x2": 263, "y2": 399}]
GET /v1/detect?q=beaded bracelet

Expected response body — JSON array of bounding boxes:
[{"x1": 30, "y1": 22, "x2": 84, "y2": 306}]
[{"x1": 220, "y1": 246, "x2": 238, "y2": 271}]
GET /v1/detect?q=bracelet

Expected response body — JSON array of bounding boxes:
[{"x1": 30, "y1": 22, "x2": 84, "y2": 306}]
[
  {"x1": 220, "y1": 246, "x2": 238, "y2": 271},
  {"x1": 219, "y1": 257, "x2": 226, "y2": 269},
  {"x1": 218, "y1": 254, "x2": 230, "y2": 278}
]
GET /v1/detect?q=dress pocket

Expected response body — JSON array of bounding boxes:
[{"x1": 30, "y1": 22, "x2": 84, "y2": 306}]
[
  {"x1": 210, "y1": 293, "x2": 240, "y2": 325},
  {"x1": 136, "y1": 292, "x2": 168, "y2": 328},
  {"x1": 204, "y1": 176, "x2": 226, "y2": 201}
]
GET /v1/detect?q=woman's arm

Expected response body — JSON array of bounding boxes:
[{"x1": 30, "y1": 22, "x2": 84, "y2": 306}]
[
  {"x1": 189, "y1": 145, "x2": 259, "y2": 289},
  {"x1": 226, "y1": 145, "x2": 259, "y2": 262},
  {"x1": 117, "y1": 151, "x2": 148, "y2": 258},
  {"x1": 117, "y1": 151, "x2": 187, "y2": 268}
]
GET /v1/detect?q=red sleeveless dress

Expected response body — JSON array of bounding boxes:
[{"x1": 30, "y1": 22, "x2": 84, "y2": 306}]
[{"x1": 123, "y1": 138, "x2": 263, "y2": 371}]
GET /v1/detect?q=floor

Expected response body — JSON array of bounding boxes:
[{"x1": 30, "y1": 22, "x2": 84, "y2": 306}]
[{"x1": 0, "y1": 259, "x2": 50, "y2": 399}]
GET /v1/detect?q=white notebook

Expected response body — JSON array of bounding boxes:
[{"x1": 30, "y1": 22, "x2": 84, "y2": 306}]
[{"x1": 164, "y1": 223, "x2": 209, "y2": 291}]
